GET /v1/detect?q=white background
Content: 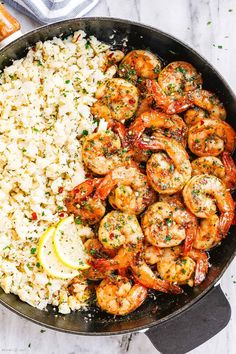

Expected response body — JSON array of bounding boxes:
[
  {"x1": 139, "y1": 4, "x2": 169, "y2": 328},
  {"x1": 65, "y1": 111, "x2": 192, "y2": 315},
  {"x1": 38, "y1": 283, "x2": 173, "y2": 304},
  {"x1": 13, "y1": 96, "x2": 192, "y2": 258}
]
[{"x1": 0, "y1": 0, "x2": 236, "y2": 353}]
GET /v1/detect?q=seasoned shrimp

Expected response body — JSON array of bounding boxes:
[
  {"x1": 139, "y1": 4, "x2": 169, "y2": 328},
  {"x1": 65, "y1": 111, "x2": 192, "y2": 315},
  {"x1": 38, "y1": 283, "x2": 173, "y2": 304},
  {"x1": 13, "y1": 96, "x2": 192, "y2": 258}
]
[
  {"x1": 193, "y1": 215, "x2": 221, "y2": 250},
  {"x1": 128, "y1": 110, "x2": 188, "y2": 147},
  {"x1": 141, "y1": 201, "x2": 197, "y2": 252},
  {"x1": 146, "y1": 79, "x2": 191, "y2": 114},
  {"x1": 183, "y1": 174, "x2": 235, "y2": 236},
  {"x1": 98, "y1": 210, "x2": 144, "y2": 250},
  {"x1": 158, "y1": 61, "x2": 202, "y2": 95},
  {"x1": 118, "y1": 50, "x2": 161, "y2": 83},
  {"x1": 131, "y1": 256, "x2": 183, "y2": 294},
  {"x1": 191, "y1": 156, "x2": 225, "y2": 179},
  {"x1": 91, "y1": 78, "x2": 139, "y2": 122},
  {"x1": 191, "y1": 154, "x2": 236, "y2": 190},
  {"x1": 82, "y1": 130, "x2": 132, "y2": 175},
  {"x1": 95, "y1": 165, "x2": 156, "y2": 215},
  {"x1": 184, "y1": 107, "x2": 209, "y2": 126},
  {"x1": 188, "y1": 118, "x2": 236, "y2": 157},
  {"x1": 156, "y1": 246, "x2": 209, "y2": 286},
  {"x1": 137, "y1": 134, "x2": 192, "y2": 194},
  {"x1": 144, "y1": 245, "x2": 163, "y2": 265},
  {"x1": 84, "y1": 239, "x2": 116, "y2": 259},
  {"x1": 189, "y1": 89, "x2": 226, "y2": 120},
  {"x1": 65, "y1": 178, "x2": 105, "y2": 225},
  {"x1": 96, "y1": 276, "x2": 147, "y2": 315}
]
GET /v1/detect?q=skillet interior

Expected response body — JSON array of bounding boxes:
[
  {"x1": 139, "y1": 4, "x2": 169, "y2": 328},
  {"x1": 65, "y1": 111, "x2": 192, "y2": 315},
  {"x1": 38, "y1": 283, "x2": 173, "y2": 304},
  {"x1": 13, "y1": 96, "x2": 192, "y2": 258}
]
[{"x1": 0, "y1": 17, "x2": 235, "y2": 335}]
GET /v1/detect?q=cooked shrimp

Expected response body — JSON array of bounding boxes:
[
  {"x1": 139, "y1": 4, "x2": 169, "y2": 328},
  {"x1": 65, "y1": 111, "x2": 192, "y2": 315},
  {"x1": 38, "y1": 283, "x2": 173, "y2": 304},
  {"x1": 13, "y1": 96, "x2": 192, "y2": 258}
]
[
  {"x1": 191, "y1": 154, "x2": 236, "y2": 190},
  {"x1": 188, "y1": 118, "x2": 236, "y2": 157},
  {"x1": 128, "y1": 110, "x2": 188, "y2": 147},
  {"x1": 91, "y1": 78, "x2": 139, "y2": 122},
  {"x1": 146, "y1": 79, "x2": 191, "y2": 114},
  {"x1": 98, "y1": 210, "x2": 144, "y2": 249},
  {"x1": 188, "y1": 89, "x2": 226, "y2": 120},
  {"x1": 82, "y1": 130, "x2": 132, "y2": 175},
  {"x1": 156, "y1": 246, "x2": 209, "y2": 286},
  {"x1": 184, "y1": 107, "x2": 209, "y2": 126},
  {"x1": 84, "y1": 239, "x2": 117, "y2": 259},
  {"x1": 144, "y1": 245, "x2": 163, "y2": 265},
  {"x1": 131, "y1": 256, "x2": 183, "y2": 294},
  {"x1": 95, "y1": 165, "x2": 157, "y2": 215},
  {"x1": 96, "y1": 276, "x2": 147, "y2": 315},
  {"x1": 65, "y1": 178, "x2": 105, "y2": 225},
  {"x1": 191, "y1": 156, "x2": 225, "y2": 179},
  {"x1": 222, "y1": 152, "x2": 236, "y2": 190},
  {"x1": 137, "y1": 134, "x2": 192, "y2": 194},
  {"x1": 193, "y1": 215, "x2": 221, "y2": 250},
  {"x1": 183, "y1": 174, "x2": 235, "y2": 236},
  {"x1": 158, "y1": 61, "x2": 202, "y2": 95},
  {"x1": 118, "y1": 50, "x2": 161, "y2": 83},
  {"x1": 135, "y1": 96, "x2": 157, "y2": 117},
  {"x1": 141, "y1": 201, "x2": 197, "y2": 252}
]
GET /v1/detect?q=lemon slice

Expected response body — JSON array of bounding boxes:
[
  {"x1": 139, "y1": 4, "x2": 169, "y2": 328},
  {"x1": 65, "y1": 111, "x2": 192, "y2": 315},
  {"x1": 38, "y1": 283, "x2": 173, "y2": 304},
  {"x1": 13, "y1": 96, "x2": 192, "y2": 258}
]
[
  {"x1": 54, "y1": 216, "x2": 89, "y2": 270},
  {"x1": 38, "y1": 226, "x2": 78, "y2": 279}
]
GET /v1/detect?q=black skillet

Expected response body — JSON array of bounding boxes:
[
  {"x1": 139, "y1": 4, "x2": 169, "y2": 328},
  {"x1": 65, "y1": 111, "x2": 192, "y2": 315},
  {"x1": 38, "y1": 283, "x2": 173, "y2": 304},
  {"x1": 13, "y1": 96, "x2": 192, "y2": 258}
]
[{"x1": 0, "y1": 7, "x2": 235, "y2": 354}]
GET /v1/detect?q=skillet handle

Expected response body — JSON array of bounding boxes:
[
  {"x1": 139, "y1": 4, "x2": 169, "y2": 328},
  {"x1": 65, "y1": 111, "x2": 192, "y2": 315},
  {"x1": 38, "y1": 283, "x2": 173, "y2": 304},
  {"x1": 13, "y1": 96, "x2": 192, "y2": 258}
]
[
  {"x1": 145, "y1": 285, "x2": 231, "y2": 354},
  {"x1": 0, "y1": 4, "x2": 21, "y2": 42}
]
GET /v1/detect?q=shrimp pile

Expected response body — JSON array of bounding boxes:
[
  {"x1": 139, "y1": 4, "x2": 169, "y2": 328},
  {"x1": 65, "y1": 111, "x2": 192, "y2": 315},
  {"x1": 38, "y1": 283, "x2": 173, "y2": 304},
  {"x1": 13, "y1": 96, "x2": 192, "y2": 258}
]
[{"x1": 65, "y1": 49, "x2": 235, "y2": 316}]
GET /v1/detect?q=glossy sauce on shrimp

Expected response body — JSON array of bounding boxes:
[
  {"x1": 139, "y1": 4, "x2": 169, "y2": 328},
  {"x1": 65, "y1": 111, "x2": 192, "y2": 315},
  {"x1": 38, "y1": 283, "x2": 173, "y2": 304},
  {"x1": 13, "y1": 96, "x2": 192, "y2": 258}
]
[{"x1": 64, "y1": 49, "x2": 236, "y2": 316}]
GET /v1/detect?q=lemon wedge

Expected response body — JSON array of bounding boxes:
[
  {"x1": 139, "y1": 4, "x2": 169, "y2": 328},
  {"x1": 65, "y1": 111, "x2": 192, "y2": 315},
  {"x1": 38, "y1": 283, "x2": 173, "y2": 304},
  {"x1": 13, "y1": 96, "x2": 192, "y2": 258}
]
[
  {"x1": 38, "y1": 226, "x2": 79, "y2": 279},
  {"x1": 53, "y1": 216, "x2": 89, "y2": 270}
]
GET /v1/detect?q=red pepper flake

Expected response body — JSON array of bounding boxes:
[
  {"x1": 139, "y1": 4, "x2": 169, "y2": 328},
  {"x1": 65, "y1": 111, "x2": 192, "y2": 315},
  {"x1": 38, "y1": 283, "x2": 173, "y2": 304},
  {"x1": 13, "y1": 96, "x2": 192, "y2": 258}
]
[
  {"x1": 58, "y1": 187, "x2": 64, "y2": 194},
  {"x1": 110, "y1": 233, "x2": 115, "y2": 239},
  {"x1": 59, "y1": 213, "x2": 65, "y2": 218},
  {"x1": 75, "y1": 34, "x2": 81, "y2": 41},
  {"x1": 31, "y1": 212, "x2": 38, "y2": 221},
  {"x1": 129, "y1": 99, "x2": 136, "y2": 105}
]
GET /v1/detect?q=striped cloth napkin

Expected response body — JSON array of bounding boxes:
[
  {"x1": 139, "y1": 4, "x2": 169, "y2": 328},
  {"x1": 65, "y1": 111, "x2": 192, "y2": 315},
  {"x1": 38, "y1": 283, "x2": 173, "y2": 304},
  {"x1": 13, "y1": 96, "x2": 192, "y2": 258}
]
[{"x1": 4, "y1": 0, "x2": 99, "y2": 24}]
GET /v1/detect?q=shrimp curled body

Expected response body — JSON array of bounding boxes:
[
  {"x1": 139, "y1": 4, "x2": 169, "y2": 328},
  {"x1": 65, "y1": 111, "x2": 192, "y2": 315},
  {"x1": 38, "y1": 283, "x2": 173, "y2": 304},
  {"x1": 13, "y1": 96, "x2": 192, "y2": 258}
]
[
  {"x1": 96, "y1": 276, "x2": 147, "y2": 315},
  {"x1": 183, "y1": 174, "x2": 235, "y2": 237},
  {"x1": 137, "y1": 134, "x2": 192, "y2": 194}
]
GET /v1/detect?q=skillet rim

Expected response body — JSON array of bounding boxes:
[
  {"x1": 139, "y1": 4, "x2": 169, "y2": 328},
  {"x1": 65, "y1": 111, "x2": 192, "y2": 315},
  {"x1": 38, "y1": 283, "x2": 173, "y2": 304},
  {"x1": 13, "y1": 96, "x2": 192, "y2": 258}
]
[{"x1": 0, "y1": 16, "x2": 235, "y2": 336}]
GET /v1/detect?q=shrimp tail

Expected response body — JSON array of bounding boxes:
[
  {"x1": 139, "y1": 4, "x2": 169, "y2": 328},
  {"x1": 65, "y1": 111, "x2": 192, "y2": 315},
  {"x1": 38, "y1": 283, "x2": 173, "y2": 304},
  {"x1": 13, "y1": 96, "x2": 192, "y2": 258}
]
[
  {"x1": 222, "y1": 152, "x2": 236, "y2": 190},
  {"x1": 194, "y1": 256, "x2": 208, "y2": 286},
  {"x1": 183, "y1": 226, "x2": 194, "y2": 255},
  {"x1": 94, "y1": 173, "x2": 116, "y2": 200},
  {"x1": 219, "y1": 211, "x2": 235, "y2": 237}
]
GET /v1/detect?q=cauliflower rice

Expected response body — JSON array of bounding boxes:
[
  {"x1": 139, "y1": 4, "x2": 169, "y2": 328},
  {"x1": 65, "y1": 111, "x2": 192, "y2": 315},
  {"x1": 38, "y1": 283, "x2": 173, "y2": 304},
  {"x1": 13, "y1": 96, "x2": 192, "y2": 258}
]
[{"x1": 0, "y1": 31, "x2": 113, "y2": 314}]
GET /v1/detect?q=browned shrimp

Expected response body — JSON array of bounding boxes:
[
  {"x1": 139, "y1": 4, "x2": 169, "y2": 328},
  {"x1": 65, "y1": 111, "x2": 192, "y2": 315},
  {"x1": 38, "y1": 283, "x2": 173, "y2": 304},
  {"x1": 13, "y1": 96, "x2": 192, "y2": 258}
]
[
  {"x1": 158, "y1": 61, "x2": 202, "y2": 95},
  {"x1": 128, "y1": 110, "x2": 188, "y2": 147},
  {"x1": 146, "y1": 61, "x2": 201, "y2": 115},
  {"x1": 65, "y1": 178, "x2": 105, "y2": 225},
  {"x1": 193, "y1": 215, "x2": 221, "y2": 250},
  {"x1": 183, "y1": 174, "x2": 235, "y2": 237},
  {"x1": 146, "y1": 79, "x2": 192, "y2": 114},
  {"x1": 184, "y1": 107, "x2": 209, "y2": 126},
  {"x1": 131, "y1": 255, "x2": 183, "y2": 294},
  {"x1": 188, "y1": 89, "x2": 226, "y2": 121},
  {"x1": 91, "y1": 78, "x2": 139, "y2": 122},
  {"x1": 95, "y1": 165, "x2": 156, "y2": 215},
  {"x1": 188, "y1": 118, "x2": 236, "y2": 157},
  {"x1": 156, "y1": 246, "x2": 209, "y2": 286},
  {"x1": 118, "y1": 50, "x2": 162, "y2": 83},
  {"x1": 82, "y1": 130, "x2": 132, "y2": 175},
  {"x1": 96, "y1": 276, "x2": 147, "y2": 315},
  {"x1": 137, "y1": 134, "x2": 192, "y2": 194},
  {"x1": 191, "y1": 153, "x2": 236, "y2": 190},
  {"x1": 141, "y1": 201, "x2": 197, "y2": 253}
]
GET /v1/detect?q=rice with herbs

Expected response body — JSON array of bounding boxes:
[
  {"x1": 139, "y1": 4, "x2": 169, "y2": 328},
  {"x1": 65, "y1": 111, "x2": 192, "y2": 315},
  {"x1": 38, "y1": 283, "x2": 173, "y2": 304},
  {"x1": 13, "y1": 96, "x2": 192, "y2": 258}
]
[{"x1": 0, "y1": 31, "x2": 113, "y2": 314}]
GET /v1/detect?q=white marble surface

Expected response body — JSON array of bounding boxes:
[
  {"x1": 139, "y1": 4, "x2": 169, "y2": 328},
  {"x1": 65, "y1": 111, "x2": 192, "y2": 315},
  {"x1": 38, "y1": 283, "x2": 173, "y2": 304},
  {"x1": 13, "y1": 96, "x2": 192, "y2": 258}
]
[{"x1": 0, "y1": 0, "x2": 236, "y2": 353}]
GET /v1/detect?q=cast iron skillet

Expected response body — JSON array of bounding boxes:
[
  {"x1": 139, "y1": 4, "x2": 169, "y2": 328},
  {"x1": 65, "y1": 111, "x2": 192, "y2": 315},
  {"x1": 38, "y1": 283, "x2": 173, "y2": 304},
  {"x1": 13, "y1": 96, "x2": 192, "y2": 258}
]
[{"x1": 0, "y1": 14, "x2": 235, "y2": 354}]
